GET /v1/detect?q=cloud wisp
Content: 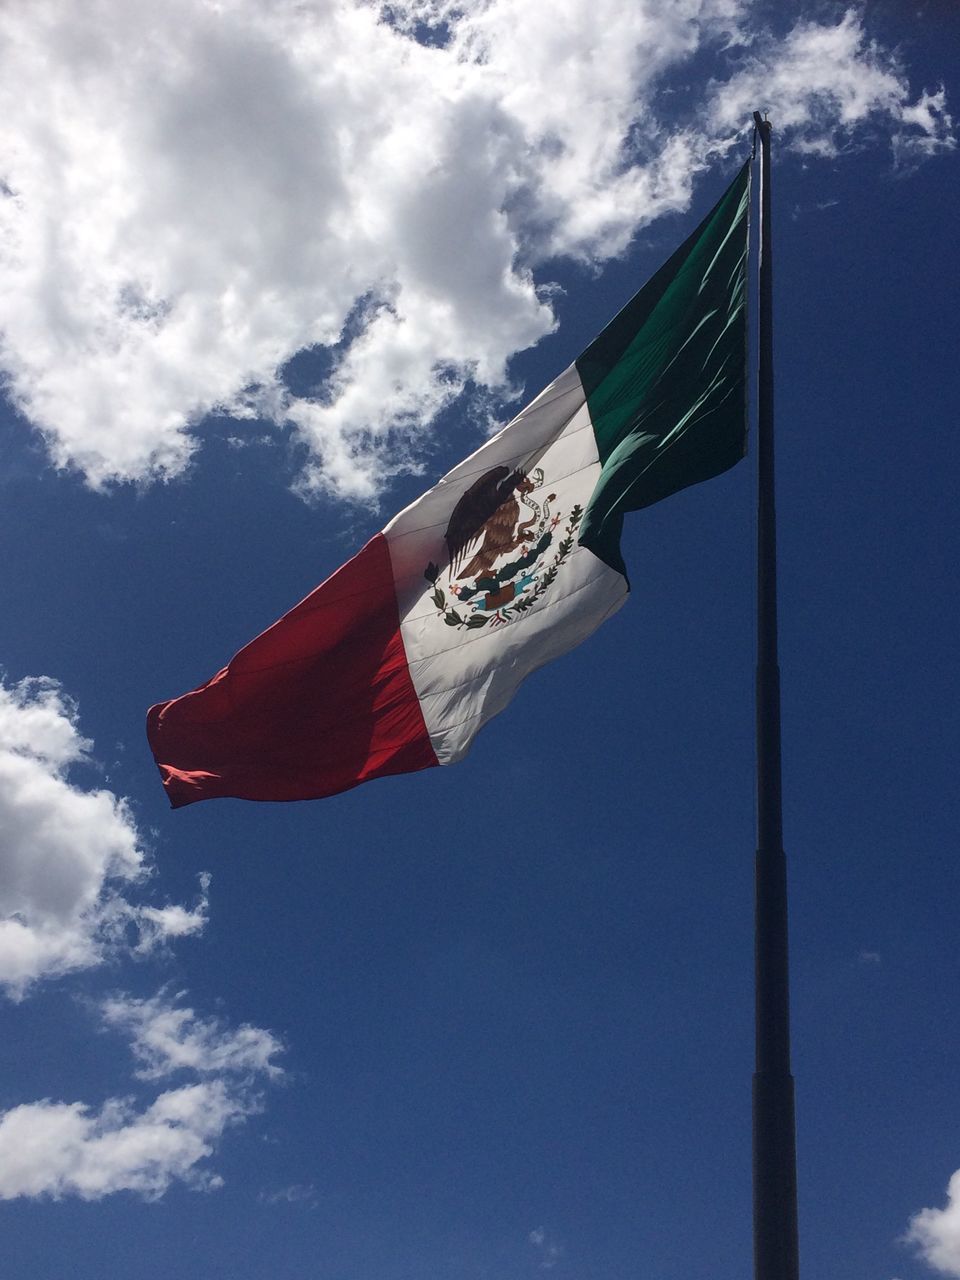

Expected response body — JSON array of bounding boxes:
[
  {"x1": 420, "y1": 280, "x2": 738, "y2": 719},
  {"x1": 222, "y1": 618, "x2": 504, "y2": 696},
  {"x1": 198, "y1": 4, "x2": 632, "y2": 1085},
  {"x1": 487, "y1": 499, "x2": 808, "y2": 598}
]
[
  {"x1": 0, "y1": 1, "x2": 952, "y2": 500},
  {"x1": 0, "y1": 675, "x2": 207, "y2": 999},
  {"x1": 529, "y1": 1226, "x2": 564, "y2": 1270},
  {"x1": 101, "y1": 991, "x2": 284, "y2": 1083},
  {"x1": 0, "y1": 991, "x2": 283, "y2": 1201}
]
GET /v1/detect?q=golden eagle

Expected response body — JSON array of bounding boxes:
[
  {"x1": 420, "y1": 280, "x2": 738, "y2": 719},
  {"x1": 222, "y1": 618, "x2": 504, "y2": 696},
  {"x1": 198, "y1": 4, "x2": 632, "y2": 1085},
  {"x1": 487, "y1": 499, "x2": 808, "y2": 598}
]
[{"x1": 444, "y1": 466, "x2": 537, "y2": 581}]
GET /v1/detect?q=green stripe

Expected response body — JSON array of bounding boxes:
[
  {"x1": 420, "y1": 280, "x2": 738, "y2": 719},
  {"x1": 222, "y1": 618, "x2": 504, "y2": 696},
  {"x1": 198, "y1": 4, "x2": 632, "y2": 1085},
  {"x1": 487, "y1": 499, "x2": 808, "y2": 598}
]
[{"x1": 576, "y1": 161, "x2": 751, "y2": 577}]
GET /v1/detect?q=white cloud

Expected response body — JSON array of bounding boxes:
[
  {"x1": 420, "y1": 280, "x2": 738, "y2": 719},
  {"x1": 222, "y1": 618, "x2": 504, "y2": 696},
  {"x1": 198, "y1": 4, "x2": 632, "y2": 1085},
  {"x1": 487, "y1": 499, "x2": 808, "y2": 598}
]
[
  {"x1": 0, "y1": 1086, "x2": 232, "y2": 1201},
  {"x1": 0, "y1": 991, "x2": 283, "y2": 1201},
  {"x1": 136, "y1": 885, "x2": 210, "y2": 951},
  {"x1": 0, "y1": 680, "x2": 283, "y2": 1200},
  {"x1": 0, "y1": 675, "x2": 207, "y2": 998},
  {"x1": 0, "y1": 1, "x2": 952, "y2": 500},
  {"x1": 707, "y1": 9, "x2": 954, "y2": 160},
  {"x1": 101, "y1": 991, "x2": 284, "y2": 1082},
  {"x1": 894, "y1": 87, "x2": 955, "y2": 166},
  {"x1": 906, "y1": 1171, "x2": 960, "y2": 1277}
]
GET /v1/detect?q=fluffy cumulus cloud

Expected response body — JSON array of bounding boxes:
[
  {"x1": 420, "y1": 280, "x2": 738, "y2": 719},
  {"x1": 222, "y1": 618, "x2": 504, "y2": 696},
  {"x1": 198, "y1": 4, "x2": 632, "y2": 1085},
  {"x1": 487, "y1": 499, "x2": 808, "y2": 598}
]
[
  {"x1": 0, "y1": 1, "x2": 952, "y2": 499},
  {"x1": 0, "y1": 679, "x2": 283, "y2": 1201},
  {"x1": 907, "y1": 1171, "x2": 960, "y2": 1278},
  {"x1": 0, "y1": 676, "x2": 207, "y2": 998},
  {"x1": 0, "y1": 991, "x2": 283, "y2": 1200}
]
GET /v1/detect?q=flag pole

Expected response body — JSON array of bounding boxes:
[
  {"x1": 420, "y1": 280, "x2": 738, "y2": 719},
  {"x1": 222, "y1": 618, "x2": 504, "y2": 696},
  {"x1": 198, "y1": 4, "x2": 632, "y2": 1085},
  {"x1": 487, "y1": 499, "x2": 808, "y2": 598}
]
[{"x1": 751, "y1": 111, "x2": 799, "y2": 1280}]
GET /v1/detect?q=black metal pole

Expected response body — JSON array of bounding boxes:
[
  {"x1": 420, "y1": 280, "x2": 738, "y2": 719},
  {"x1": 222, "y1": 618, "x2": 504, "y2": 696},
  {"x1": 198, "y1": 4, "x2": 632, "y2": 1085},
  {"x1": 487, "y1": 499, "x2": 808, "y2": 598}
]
[{"x1": 752, "y1": 111, "x2": 799, "y2": 1280}]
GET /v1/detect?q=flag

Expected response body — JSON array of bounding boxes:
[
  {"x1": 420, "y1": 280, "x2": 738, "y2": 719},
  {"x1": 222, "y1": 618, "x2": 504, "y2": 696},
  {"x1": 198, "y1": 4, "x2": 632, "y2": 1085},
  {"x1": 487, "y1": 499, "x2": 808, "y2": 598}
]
[{"x1": 147, "y1": 161, "x2": 751, "y2": 807}]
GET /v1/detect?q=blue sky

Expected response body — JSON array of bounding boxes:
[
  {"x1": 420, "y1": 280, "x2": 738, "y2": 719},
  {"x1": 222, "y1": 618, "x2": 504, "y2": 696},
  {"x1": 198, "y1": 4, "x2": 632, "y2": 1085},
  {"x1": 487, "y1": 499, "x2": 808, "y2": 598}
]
[{"x1": 0, "y1": 2, "x2": 958, "y2": 1278}]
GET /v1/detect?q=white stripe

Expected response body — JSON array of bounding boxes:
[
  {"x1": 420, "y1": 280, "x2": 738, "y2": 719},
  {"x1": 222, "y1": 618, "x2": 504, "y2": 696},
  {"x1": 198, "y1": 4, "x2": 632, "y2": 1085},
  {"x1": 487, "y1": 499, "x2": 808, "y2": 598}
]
[{"x1": 384, "y1": 363, "x2": 627, "y2": 765}]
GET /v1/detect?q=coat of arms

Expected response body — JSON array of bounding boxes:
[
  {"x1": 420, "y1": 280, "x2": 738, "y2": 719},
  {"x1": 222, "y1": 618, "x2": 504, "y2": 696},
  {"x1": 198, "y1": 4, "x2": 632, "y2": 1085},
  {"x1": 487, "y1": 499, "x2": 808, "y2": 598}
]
[{"x1": 424, "y1": 465, "x2": 583, "y2": 630}]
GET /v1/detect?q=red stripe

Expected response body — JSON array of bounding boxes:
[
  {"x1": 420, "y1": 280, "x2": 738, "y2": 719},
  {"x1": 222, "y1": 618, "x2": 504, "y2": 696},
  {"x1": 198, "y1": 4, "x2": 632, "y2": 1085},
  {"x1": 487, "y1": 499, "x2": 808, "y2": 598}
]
[{"x1": 146, "y1": 534, "x2": 438, "y2": 806}]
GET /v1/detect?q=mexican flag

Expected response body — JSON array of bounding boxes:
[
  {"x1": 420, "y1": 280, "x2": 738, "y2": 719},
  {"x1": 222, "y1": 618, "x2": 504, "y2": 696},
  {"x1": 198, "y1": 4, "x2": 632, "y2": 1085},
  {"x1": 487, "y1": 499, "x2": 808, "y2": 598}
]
[{"x1": 147, "y1": 161, "x2": 750, "y2": 807}]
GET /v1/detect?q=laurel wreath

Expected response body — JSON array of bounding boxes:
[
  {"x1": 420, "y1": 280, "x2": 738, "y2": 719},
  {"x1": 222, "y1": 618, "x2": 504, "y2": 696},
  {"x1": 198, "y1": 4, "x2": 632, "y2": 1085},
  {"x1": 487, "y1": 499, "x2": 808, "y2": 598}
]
[{"x1": 424, "y1": 503, "x2": 584, "y2": 631}]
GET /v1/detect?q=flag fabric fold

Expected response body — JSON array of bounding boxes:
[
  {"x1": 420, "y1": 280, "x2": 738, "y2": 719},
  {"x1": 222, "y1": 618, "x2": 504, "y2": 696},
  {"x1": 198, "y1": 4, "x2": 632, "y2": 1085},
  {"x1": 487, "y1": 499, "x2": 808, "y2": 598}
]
[{"x1": 147, "y1": 161, "x2": 751, "y2": 807}]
